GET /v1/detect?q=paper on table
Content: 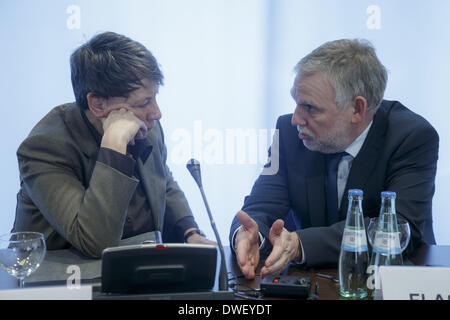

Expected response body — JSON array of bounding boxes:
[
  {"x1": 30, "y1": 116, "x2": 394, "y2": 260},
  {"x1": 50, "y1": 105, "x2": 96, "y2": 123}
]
[{"x1": 0, "y1": 285, "x2": 92, "y2": 300}]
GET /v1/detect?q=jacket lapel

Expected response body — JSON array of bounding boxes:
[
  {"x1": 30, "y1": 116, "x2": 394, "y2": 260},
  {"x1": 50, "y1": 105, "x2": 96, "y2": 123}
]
[
  {"x1": 64, "y1": 104, "x2": 100, "y2": 159},
  {"x1": 135, "y1": 136, "x2": 165, "y2": 232},
  {"x1": 63, "y1": 104, "x2": 103, "y2": 185},
  {"x1": 339, "y1": 104, "x2": 388, "y2": 218}
]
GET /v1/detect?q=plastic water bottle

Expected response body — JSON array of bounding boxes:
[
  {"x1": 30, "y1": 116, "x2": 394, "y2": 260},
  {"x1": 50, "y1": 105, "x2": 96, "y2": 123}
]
[
  {"x1": 366, "y1": 191, "x2": 403, "y2": 297},
  {"x1": 338, "y1": 189, "x2": 369, "y2": 299}
]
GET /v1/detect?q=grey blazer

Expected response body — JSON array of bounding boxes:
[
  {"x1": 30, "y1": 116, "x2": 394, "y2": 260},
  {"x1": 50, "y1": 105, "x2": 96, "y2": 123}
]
[{"x1": 13, "y1": 103, "x2": 195, "y2": 258}]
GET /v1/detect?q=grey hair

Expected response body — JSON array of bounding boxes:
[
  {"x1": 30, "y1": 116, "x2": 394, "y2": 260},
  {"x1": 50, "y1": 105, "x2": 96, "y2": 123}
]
[{"x1": 294, "y1": 39, "x2": 388, "y2": 113}]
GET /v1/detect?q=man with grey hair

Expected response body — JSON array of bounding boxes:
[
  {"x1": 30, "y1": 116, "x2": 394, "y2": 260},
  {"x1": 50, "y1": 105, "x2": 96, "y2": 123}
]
[{"x1": 230, "y1": 39, "x2": 439, "y2": 279}]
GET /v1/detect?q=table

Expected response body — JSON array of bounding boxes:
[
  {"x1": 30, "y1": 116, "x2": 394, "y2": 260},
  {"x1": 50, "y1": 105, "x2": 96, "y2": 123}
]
[
  {"x1": 225, "y1": 244, "x2": 450, "y2": 300},
  {"x1": 1, "y1": 242, "x2": 449, "y2": 300},
  {"x1": 225, "y1": 246, "x2": 339, "y2": 300}
]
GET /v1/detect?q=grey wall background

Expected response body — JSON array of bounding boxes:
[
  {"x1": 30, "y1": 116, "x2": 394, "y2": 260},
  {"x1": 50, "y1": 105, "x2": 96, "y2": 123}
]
[{"x1": 1, "y1": 0, "x2": 449, "y2": 245}]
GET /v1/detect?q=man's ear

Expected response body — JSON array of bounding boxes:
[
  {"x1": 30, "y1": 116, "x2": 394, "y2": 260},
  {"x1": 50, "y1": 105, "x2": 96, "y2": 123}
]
[
  {"x1": 87, "y1": 93, "x2": 108, "y2": 118},
  {"x1": 351, "y1": 96, "x2": 368, "y2": 124}
]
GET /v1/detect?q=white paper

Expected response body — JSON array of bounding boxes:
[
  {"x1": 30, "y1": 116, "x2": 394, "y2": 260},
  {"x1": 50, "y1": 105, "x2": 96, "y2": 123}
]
[
  {"x1": 0, "y1": 285, "x2": 92, "y2": 300},
  {"x1": 379, "y1": 266, "x2": 450, "y2": 300}
]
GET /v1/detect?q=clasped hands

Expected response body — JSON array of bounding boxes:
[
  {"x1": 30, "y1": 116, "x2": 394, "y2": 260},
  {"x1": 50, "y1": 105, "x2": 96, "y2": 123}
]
[{"x1": 235, "y1": 210, "x2": 302, "y2": 280}]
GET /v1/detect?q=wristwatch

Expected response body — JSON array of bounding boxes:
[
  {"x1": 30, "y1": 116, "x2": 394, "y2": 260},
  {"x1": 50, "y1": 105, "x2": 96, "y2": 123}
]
[{"x1": 184, "y1": 229, "x2": 205, "y2": 242}]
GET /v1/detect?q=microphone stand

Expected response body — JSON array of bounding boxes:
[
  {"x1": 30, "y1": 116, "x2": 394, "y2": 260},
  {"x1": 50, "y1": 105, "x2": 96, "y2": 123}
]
[
  {"x1": 198, "y1": 184, "x2": 229, "y2": 291},
  {"x1": 187, "y1": 160, "x2": 229, "y2": 292}
]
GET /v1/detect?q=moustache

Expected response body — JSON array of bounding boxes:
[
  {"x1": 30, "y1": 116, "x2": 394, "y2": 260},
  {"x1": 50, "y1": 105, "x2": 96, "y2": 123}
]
[{"x1": 297, "y1": 125, "x2": 314, "y2": 138}]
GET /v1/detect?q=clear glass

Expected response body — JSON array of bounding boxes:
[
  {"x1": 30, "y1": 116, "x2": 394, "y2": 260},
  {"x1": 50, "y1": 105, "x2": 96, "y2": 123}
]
[
  {"x1": 367, "y1": 193, "x2": 403, "y2": 298},
  {"x1": 367, "y1": 217, "x2": 411, "y2": 252},
  {"x1": 339, "y1": 190, "x2": 369, "y2": 299},
  {"x1": 0, "y1": 232, "x2": 46, "y2": 288}
]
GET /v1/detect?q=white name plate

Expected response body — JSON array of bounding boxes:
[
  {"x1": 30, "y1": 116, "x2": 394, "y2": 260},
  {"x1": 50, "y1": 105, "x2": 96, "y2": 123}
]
[
  {"x1": 379, "y1": 266, "x2": 450, "y2": 300},
  {"x1": 0, "y1": 285, "x2": 92, "y2": 300}
]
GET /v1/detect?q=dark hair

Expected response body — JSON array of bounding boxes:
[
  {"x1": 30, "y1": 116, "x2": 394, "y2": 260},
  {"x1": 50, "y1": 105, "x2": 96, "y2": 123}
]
[{"x1": 70, "y1": 32, "x2": 164, "y2": 109}]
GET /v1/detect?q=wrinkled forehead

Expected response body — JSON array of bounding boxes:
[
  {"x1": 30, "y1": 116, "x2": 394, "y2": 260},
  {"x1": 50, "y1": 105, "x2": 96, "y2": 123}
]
[
  {"x1": 108, "y1": 78, "x2": 159, "y2": 105},
  {"x1": 291, "y1": 72, "x2": 336, "y2": 104},
  {"x1": 291, "y1": 73, "x2": 312, "y2": 98},
  {"x1": 291, "y1": 72, "x2": 322, "y2": 94},
  {"x1": 132, "y1": 78, "x2": 159, "y2": 95},
  {"x1": 126, "y1": 79, "x2": 159, "y2": 100}
]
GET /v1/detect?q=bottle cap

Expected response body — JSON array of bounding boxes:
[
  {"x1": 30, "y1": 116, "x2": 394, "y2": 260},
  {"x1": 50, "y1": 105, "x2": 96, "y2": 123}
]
[
  {"x1": 381, "y1": 191, "x2": 396, "y2": 198},
  {"x1": 348, "y1": 189, "x2": 363, "y2": 196}
]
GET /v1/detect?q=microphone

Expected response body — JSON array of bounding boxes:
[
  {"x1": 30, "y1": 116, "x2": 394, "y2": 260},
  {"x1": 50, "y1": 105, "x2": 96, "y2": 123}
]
[
  {"x1": 186, "y1": 159, "x2": 229, "y2": 292},
  {"x1": 186, "y1": 159, "x2": 202, "y2": 187}
]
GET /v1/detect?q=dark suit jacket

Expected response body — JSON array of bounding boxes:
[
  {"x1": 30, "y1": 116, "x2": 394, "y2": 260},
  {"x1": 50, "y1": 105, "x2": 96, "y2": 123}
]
[
  {"x1": 230, "y1": 100, "x2": 439, "y2": 267},
  {"x1": 14, "y1": 103, "x2": 195, "y2": 258}
]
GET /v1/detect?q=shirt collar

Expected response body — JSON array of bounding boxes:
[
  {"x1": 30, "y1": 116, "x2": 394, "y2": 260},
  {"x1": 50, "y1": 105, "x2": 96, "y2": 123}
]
[
  {"x1": 128, "y1": 140, "x2": 153, "y2": 163},
  {"x1": 344, "y1": 121, "x2": 373, "y2": 158}
]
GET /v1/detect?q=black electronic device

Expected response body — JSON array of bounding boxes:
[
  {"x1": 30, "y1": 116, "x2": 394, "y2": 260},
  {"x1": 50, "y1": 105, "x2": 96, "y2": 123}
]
[
  {"x1": 101, "y1": 243, "x2": 217, "y2": 294},
  {"x1": 260, "y1": 275, "x2": 312, "y2": 298}
]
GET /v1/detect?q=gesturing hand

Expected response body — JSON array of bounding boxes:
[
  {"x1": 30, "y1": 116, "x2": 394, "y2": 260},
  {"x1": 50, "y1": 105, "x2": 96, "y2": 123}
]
[
  {"x1": 260, "y1": 219, "x2": 301, "y2": 279},
  {"x1": 235, "y1": 210, "x2": 260, "y2": 280}
]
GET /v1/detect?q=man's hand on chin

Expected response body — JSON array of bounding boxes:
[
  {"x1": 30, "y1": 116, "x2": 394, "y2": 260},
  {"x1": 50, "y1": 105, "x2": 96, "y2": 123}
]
[{"x1": 101, "y1": 108, "x2": 147, "y2": 154}]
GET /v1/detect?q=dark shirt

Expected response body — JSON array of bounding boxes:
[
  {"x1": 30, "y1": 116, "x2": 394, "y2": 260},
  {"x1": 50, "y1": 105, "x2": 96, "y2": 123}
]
[{"x1": 80, "y1": 109, "x2": 196, "y2": 240}]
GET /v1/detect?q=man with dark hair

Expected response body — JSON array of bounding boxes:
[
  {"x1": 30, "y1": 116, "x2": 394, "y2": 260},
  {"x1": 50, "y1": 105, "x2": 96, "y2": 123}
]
[
  {"x1": 14, "y1": 32, "x2": 213, "y2": 258},
  {"x1": 230, "y1": 39, "x2": 439, "y2": 279}
]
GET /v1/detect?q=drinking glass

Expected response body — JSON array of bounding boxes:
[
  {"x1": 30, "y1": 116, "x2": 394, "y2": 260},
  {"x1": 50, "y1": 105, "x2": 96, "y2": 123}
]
[
  {"x1": 367, "y1": 217, "x2": 411, "y2": 252},
  {"x1": 0, "y1": 232, "x2": 46, "y2": 288}
]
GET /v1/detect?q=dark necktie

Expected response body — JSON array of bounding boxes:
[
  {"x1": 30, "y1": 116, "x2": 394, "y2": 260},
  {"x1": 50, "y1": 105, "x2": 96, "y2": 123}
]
[{"x1": 326, "y1": 152, "x2": 346, "y2": 225}]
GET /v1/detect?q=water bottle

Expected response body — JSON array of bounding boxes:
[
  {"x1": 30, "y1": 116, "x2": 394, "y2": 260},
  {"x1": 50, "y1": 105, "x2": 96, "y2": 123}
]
[
  {"x1": 338, "y1": 189, "x2": 369, "y2": 299},
  {"x1": 366, "y1": 191, "x2": 403, "y2": 297}
]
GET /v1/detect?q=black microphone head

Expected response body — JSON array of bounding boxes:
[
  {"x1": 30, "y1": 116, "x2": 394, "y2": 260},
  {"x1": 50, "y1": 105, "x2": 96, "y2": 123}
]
[{"x1": 186, "y1": 158, "x2": 202, "y2": 187}]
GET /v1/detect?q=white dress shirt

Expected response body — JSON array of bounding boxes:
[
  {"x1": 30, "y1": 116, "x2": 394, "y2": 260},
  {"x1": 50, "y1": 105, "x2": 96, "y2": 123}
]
[
  {"x1": 232, "y1": 121, "x2": 373, "y2": 265},
  {"x1": 337, "y1": 121, "x2": 372, "y2": 209}
]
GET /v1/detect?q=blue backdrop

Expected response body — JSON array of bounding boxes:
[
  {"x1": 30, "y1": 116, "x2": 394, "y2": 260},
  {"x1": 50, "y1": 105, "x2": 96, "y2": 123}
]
[{"x1": 1, "y1": 0, "x2": 449, "y2": 245}]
